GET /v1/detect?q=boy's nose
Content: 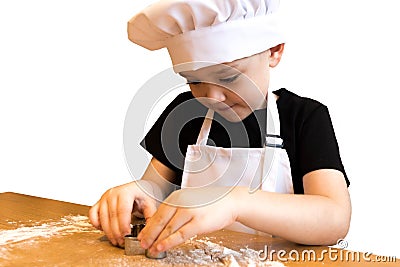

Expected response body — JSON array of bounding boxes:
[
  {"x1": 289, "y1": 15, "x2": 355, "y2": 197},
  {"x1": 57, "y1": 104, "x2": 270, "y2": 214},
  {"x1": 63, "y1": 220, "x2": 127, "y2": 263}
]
[{"x1": 205, "y1": 84, "x2": 227, "y2": 103}]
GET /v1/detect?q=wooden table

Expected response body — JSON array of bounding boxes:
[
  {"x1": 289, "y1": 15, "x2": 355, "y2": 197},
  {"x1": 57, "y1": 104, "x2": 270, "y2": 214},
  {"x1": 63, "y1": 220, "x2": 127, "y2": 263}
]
[{"x1": 0, "y1": 192, "x2": 398, "y2": 266}]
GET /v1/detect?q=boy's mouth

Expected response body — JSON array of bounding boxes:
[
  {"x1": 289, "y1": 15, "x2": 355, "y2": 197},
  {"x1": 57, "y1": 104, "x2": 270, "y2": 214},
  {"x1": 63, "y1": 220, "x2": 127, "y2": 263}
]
[{"x1": 213, "y1": 104, "x2": 236, "y2": 112}]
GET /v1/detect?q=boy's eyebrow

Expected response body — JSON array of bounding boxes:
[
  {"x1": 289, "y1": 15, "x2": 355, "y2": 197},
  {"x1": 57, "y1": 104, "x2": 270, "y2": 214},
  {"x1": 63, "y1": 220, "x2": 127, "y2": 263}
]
[
  {"x1": 179, "y1": 62, "x2": 241, "y2": 79},
  {"x1": 215, "y1": 63, "x2": 240, "y2": 75}
]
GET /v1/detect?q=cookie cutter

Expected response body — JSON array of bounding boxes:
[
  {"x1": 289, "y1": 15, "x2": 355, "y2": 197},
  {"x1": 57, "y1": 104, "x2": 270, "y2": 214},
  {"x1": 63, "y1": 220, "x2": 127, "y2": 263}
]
[
  {"x1": 124, "y1": 235, "x2": 145, "y2": 256},
  {"x1": 124, "y1": 215, "x2": 167, "y2": 259},
  {"x1": 145, "y1": 248, "x2": 167, "y2": 259},
  {"x1": 124, "y1": 216, "x2": 146, "y2": 256}
]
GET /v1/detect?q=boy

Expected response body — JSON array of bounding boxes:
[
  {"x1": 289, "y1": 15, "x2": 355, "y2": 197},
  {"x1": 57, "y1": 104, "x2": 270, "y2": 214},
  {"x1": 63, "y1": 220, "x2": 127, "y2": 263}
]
[{"x1": 89, "y1": 0, "x2": 351, "y2": 256}]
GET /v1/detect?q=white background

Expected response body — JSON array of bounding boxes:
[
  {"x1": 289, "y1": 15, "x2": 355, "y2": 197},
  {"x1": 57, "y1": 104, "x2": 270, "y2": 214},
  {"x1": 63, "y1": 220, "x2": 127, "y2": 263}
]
[{"x1": 1, "y1": 0, "x2": 399, "y2": 259}]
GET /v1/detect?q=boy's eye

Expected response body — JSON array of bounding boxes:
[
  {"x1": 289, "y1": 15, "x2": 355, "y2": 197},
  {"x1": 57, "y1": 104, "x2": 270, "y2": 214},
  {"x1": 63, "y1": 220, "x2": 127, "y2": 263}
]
[
  {"x1": 186, "y1": 81, "x2": 202, "y2": 85},
  {"x1": 186, "y1": 74, "x2": 240, "y2": 85},
  {"x1": 219, "y1": 74, "x2": 240, "y2": 83}
]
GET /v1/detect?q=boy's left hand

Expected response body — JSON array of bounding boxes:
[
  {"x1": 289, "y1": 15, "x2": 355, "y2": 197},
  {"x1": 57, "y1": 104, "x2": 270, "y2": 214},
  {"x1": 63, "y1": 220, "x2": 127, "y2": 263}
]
[{"x1": 137, "y1": 187, "x2": 239, "y2": 254}]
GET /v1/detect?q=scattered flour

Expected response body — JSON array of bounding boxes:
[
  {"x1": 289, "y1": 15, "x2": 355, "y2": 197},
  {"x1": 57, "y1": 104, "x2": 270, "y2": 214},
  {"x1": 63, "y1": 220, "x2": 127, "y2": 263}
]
[
  {"x1": 0, "y1": 246, "x2": 10, "y2": 259},
  {"x1": 0, "y1": 215, "x2": 100, "y2": 246},
  {"x1": 1, "y1": 217, "x2": 285, "y2": 266},
  {"x1": 161, "y1": 237, "x2": 286, "y2": 266}
]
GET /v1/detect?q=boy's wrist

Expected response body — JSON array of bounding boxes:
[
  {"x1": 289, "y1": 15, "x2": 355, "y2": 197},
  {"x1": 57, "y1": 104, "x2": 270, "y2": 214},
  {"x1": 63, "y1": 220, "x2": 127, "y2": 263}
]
[
  {"x1": 135, "y1": 180, "x2": 164, "y2": 204},
  {"x1": 232, "y1": 186, "x2": 266, "y2": 225},
  {"x1": 230, "y1": 186, "x2": 247, "y2": 223}
]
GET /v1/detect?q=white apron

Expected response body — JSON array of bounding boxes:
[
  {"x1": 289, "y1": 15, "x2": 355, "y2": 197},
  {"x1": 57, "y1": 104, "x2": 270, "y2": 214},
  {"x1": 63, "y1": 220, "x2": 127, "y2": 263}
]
[{"x1": 181, "y1": 94, "x2": 294, "y2": 234}]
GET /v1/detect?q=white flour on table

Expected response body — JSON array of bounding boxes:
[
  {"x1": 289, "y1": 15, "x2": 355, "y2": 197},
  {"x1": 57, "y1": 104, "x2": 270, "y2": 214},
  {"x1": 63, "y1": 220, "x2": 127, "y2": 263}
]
[
  {"x1": 1, "y1": 217, "x2": 285, "y2": 266},
  {"x1": 160, "y1": 237, "x2": 286, "y2": 266},
  {"x1": 0, "y1": 215, "x2": 100, "y2": 246}
]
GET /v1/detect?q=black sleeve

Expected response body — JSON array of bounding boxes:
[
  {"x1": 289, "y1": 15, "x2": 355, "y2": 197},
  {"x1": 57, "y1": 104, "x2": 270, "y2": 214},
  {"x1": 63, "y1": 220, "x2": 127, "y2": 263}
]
[
  {"x1": 140, "y1": 92, "x2": 206, "y2": 182},
  {"x1": 297, "y1": 105, "x2": 349, "y2": 186}
]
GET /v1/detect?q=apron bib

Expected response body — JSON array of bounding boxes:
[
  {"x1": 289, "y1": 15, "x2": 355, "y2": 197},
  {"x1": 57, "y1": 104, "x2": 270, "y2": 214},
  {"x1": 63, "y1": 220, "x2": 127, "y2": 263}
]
[{"x1": 181, "y1": 94, "x2": 293, "y2": 234}]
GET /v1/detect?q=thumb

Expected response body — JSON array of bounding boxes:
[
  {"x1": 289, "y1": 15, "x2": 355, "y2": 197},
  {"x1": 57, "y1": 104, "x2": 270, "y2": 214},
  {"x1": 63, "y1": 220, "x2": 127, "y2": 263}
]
[
  {"x1": 142, "y1": 202, "x2": 158, "y2": 220},
  {"x1": 132, "y1": 198, "x2": 158, "y2": 220}
]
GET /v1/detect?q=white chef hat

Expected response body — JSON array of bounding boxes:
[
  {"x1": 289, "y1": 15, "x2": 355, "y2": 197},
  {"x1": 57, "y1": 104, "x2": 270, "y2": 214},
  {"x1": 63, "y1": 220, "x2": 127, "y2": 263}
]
[{"x1": 128, "y1": 0, "x2": 285, "y2": 72}]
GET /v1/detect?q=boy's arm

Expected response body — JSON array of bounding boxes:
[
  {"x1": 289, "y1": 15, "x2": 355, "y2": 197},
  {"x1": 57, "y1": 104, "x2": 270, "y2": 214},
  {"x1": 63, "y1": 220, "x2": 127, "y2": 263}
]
[
  {"x1": 139, "y1": 157, "x2": 178, "y2": 203},
  {"x1": 138, "y1": 169, "x2": 350, "y2": 253},
  {"x1": 89, "y1": 157, "x2": 176, "y2": 247},
  {"x1": 236, "y1": 169, "x2": 351, "y2": 245}
]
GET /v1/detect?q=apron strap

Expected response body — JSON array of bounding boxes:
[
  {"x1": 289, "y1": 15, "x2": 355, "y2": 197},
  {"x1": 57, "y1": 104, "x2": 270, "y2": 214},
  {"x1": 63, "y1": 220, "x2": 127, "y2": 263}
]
[
  {"x1": 196, "y1": 109, "x2": 214, "y2": 145},
  {"x1": 196, "y1": 95, "x2": 283, "y2": 148},
  {"x1": 265, "y1": 93, "x2": 284, "y2": 148}
]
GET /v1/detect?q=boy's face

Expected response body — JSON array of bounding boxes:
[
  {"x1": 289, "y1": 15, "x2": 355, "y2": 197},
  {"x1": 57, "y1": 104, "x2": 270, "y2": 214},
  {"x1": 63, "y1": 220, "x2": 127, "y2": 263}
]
[{"x1": 179, "y1": 44, "x2": 283, "y2": 122}]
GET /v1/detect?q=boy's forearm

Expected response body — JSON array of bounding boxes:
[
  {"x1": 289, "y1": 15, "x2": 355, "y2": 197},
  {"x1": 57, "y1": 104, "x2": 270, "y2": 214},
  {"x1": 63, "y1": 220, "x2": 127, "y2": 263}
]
[
  {"x1": 139, "y1": 158, "x2": 177, "y2": 202},
  {"x1": 138, "y1": 178, "x2": 176, "y2": 202},
  {"x1": 234, "y1": 187, "x2": 351, "y2": 245}
]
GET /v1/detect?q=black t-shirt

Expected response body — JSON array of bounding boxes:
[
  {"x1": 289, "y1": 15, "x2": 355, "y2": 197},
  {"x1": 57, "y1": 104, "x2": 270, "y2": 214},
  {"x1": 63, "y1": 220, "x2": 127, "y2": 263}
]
[{"x1": 140, "y1": 88, "x2": 349, "y2": 194}]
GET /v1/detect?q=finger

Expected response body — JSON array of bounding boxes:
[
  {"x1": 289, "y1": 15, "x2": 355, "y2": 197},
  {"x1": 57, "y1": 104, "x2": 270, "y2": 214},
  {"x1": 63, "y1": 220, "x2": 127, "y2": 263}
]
[
  {"x1": 137, "y1": 203, "x2": 177, "y2": 249},
  {"x1": 152, "y1": 219, "x2": 199, "y2": 253},
  {"x1": 107, "y1": 195, "x2": 123, "y2": 246},
  {"x1": 153, "y1": 209, "x2": 193, "y2": 246},
  {"x1": 99, "y1": 200, "x2": 115, "y2": 245},
  {"x1": 141, "y1": 200, "x2": 158, "y2": 220},
  {"x1": 133, "y1": 197, "x2": 156, "y2": 220},
  {"x1": 116, "y1": 194, "x2": 135, "y2": 243},
  {"x1": 88, "y1": 202, "x2": 101, "y2": 229}
]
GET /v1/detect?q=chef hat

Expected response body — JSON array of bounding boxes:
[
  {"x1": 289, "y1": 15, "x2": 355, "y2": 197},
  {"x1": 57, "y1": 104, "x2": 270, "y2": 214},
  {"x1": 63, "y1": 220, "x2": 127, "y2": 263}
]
[{"x1": 128, "y1": 0, "x2": 285, "y2": 72}]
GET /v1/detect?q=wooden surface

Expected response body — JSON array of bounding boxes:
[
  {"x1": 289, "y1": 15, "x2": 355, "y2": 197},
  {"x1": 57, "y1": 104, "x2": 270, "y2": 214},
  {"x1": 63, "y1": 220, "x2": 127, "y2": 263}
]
[{"x1": 0, "y1": 192, "x2": 398, "y2": 266}]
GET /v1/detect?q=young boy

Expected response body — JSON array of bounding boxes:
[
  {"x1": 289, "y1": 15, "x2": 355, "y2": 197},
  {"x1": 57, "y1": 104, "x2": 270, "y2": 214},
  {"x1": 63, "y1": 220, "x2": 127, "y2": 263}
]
[{"x1": 89, "y1": 0, "x2": 351, "y2": 255}]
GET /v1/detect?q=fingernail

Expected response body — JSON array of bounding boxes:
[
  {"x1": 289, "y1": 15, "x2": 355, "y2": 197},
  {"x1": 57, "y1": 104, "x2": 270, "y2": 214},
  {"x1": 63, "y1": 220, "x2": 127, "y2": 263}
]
[
  {"x1": 140, "y1": 240, "x2": 148, "y2": 249},
  {"x1": 156, "y1": 243, "x2": 163, "y2": 251},
  {"x1": 149, "y1": 246, "x2": 158, "y2": 254}
]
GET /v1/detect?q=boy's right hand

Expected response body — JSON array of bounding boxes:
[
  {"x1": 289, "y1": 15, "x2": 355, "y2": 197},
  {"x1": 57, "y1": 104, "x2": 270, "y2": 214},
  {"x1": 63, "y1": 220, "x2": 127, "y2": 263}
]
[{"x1": 89, "y1": 181, "x2": 157, "y2": 247}]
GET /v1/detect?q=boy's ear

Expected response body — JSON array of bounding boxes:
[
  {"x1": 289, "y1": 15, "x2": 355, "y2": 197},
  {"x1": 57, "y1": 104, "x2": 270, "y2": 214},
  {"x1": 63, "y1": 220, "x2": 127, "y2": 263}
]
[{"x1": 268, "y1": 43, "x2": 285, "y2": 68}]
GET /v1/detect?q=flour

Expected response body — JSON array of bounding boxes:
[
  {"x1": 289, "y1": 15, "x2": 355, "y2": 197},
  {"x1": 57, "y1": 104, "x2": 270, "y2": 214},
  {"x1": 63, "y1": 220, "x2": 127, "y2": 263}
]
[
  {"x1": 103, "y1": 239, "x2": 286, "y2": 267},
  {"x1": 160, "y1": 237, "x2": 286, "y2": 267},
  {"x1": 1, "y1": 217, "x2": 286, "y2": 266},
  {"x1": 0, "y1": 246, "x2": 10, "y2": 259},
  {"x1": 0, "y1": 215, "x2": 100, "y2": 246}
]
